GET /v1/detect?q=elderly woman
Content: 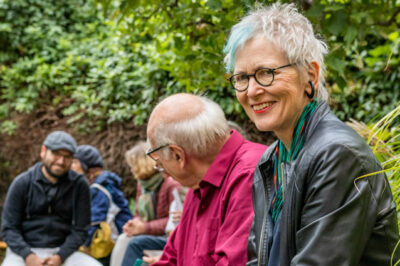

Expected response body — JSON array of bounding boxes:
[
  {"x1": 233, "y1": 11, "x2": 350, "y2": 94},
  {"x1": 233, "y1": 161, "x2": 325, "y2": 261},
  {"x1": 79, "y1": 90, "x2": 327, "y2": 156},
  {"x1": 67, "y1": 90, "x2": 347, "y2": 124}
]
[
  {"x1": 110, "y1": 141, "x2": 179, "y2": 266},
  {"x1": 223, "y1": 3, "x2": 399, "y2": 266}
]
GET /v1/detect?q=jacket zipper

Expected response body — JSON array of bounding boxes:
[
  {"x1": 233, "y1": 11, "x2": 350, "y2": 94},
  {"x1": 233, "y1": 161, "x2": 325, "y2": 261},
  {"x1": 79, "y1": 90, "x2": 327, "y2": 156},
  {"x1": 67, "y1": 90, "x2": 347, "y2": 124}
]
[
  {"x1": 259, "y1": 163, "x2": 272, "y2": 266},
  {"x1": 258, "y1": 215, "x2": 266, "y2": 266}
]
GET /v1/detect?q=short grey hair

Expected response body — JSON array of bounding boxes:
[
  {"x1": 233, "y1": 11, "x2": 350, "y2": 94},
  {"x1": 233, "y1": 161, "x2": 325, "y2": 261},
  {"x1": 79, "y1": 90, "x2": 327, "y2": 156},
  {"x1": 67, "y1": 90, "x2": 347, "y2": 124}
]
[
  {"x1": 152, "y1": 95, "x2": 230, "y2": 158},
  {"x1": 223, "y1": 3, "x2": 329, "y2": 101}
]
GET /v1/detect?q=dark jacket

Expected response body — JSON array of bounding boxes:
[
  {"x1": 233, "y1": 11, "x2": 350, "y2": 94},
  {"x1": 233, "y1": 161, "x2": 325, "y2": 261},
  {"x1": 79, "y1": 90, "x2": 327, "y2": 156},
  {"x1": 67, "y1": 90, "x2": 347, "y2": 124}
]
[
  {"x1": 1, "y1": 162, "x2": 91, "y2": 261},
  {"x1": 85, "y1": 170, "x2": 133, "y2": 246},
  {"x1": 247, "y1": 102, "x2": 400, "y2": 266}
]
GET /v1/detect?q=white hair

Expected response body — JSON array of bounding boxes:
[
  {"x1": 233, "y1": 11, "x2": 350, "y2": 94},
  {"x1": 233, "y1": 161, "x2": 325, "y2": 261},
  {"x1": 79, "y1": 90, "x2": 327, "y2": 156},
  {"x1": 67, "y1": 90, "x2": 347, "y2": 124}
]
[
  {"x1": 152, "y1": 95, "x2": 230, "y2": 158},
  {"x1": 223, "y1": 3, "x2": 329, "y2": 101}
]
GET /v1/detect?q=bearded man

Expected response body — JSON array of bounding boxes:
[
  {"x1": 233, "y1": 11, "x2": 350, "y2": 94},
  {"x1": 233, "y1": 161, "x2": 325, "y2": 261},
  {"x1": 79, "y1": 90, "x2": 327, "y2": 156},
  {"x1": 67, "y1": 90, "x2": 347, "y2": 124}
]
[{"x1": 1, "y1": 131, "x2": 101, "y2": 266}]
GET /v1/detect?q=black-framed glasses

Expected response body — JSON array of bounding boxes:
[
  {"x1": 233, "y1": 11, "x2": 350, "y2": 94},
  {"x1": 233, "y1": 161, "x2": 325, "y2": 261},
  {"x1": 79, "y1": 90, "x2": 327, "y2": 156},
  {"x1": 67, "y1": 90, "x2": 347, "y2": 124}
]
[
  {"x1": 146, "y1": 144, "x2": 169, "y2": 161},
  {"x1": 51, "y1": 150, "x2": 73, "y2": 161},
  {"x1": 227, "y1": 64, "x2": 294, "y2": 92}
]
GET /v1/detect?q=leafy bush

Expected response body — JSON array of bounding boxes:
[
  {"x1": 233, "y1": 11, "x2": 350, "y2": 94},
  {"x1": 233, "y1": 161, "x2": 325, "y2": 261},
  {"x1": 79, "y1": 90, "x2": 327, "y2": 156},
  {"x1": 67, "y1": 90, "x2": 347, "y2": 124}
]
[{"x1": 0, "y1": 0, "x2": 399, "y2": 134}]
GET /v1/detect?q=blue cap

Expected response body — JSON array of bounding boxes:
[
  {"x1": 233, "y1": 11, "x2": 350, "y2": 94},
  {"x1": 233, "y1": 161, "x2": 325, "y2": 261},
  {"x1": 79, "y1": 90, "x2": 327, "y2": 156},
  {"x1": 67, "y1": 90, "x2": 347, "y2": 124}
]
[{"x1": 75, "y1": 145, "x2": 104, "y2": 171}]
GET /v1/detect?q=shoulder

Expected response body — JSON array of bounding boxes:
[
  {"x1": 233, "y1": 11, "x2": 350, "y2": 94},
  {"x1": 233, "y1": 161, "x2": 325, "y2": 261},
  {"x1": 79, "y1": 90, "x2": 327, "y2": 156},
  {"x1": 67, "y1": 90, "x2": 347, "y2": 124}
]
[
  {"x1": 306, "y1": 114, "x2": 375, "y2": 164},
  {"x1": 68, "y1": 170, "x2": 90, "y2": 192},
  {"x1": 97, "y1": 171, "x2": 122, "y2": 187},
  {"x1": 298, "y1": 114, "x2": 380, "y2": 183},
  {"x1": 9, "y1": 163, "x2": 41, "y2": 188},
  {"x1": 161, "y1": 177, "x2": 180, "y2": 190},
  {"x1": 8, "y1": 170, "x2": 31, "y2": 193},
  {"x1": 233, "y1": 140, "x2": 268, "y2": 171}
]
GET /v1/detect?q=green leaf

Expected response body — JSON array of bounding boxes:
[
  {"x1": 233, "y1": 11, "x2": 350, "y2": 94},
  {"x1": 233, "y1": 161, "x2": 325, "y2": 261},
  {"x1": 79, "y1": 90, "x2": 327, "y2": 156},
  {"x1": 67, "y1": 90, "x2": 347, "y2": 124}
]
[
  {"x1": 327, "y1": 11, "x2": 347, "y2": 35},
  {"x1": 206, "y1": 0, "x2": 222, "y2": 10},
  {"x1": 344, "y1": 26, "x2": 357, "y2": 44},
  {"x1": 305, "y1": 3, "x2": 324, "y2": 18}
]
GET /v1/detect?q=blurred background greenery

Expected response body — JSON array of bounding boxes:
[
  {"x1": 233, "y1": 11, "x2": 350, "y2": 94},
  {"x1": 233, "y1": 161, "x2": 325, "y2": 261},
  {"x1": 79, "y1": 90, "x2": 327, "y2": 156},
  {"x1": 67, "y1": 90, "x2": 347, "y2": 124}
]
[{"x1": 0, "y1": 0, "x2": 399, "y2": 132}]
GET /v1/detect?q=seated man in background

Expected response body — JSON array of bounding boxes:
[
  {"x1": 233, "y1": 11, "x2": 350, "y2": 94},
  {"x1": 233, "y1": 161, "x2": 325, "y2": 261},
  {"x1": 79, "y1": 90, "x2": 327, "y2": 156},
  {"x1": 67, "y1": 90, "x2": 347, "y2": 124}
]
[
  {"x1": 146, "y1": 93, "x2": 267, "y2": 265},
  {"x1": 71, "y1": 145, "x2": 133, "y2": 264},
  {"x1": 1, "y1": 131, "x2": 101, "y2": 266}
]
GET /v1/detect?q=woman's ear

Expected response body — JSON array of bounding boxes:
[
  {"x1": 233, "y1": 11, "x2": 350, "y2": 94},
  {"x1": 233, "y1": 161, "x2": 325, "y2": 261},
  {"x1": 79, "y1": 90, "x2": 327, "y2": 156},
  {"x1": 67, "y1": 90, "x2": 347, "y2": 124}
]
[{"x1": 307, "y1": 61, "x2": 320, "y2": 90}]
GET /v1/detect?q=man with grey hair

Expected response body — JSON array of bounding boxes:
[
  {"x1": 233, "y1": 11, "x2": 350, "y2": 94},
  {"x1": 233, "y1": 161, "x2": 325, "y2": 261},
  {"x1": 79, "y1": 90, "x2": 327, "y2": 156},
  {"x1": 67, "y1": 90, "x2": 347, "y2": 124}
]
[
  {"x1": 145, "y1": 93, "x2": 267, "y2": 265},
  {"x1": 1, "y1": 131, "x2": 101, "y2": 266}
]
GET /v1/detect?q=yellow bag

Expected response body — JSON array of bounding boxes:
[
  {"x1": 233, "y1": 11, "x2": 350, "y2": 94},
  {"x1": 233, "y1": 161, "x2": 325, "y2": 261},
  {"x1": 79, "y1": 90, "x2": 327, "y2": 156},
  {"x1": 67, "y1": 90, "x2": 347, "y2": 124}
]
[{"x1": 90, "y1": 221, "x2": 115, "y2": 259}]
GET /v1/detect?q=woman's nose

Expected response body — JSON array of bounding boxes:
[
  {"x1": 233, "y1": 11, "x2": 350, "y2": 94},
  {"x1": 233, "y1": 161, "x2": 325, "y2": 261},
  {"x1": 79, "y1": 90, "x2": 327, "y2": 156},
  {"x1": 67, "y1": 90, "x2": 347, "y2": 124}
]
[{"x1": 247, "y1": 76, "x2": 262, "y2": 97}]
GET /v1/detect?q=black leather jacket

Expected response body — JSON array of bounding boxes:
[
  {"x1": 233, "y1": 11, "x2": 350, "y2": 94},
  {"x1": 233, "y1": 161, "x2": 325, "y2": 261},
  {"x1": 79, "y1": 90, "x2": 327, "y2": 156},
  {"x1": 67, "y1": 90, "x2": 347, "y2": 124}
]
[
  {"x1": 247, "y1": 102, "x2": 400, "y2": 266},
  {"x1": 1, "y1": 162, "x2": 91, "y2": 261}
]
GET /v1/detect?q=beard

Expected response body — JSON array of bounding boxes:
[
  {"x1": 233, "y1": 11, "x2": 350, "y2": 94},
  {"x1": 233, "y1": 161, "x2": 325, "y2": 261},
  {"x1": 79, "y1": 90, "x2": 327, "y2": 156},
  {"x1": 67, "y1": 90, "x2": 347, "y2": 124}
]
[{"x1": 43, "y1": 163, "x2": 68, "y2": 179}]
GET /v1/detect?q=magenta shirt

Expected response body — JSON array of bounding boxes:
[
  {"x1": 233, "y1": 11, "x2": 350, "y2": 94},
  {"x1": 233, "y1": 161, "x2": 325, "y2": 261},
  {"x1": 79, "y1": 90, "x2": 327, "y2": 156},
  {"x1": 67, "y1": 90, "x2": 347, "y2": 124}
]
[{"x1": 153, "y1": 130, "x2": 267, "y2": 266}]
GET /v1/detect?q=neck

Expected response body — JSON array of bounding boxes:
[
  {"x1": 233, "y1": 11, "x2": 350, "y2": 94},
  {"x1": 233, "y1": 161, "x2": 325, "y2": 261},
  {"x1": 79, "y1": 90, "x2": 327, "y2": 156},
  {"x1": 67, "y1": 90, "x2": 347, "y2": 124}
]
[
  {"x1": 88, "y1": 168, "x2": 103, "y2": 184},
  {"x1": 277, "y1": 132, "x2": 293, "y2": 151},
  {"x1": 189, "y1": 134, "x2": 229, "y2": 189},
  {"x1": 277, "y1": 100, "x2": 312, "y2": 150},
  {"x1": 41, "y1": 165, "x2": 58, "y2": 184}
]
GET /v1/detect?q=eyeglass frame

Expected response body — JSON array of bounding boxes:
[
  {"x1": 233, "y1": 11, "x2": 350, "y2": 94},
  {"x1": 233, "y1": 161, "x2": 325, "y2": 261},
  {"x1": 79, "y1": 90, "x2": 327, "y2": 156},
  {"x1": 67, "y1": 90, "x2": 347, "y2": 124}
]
[
  {"x1": 50, "y1": 150, "x2": 74, "y2": 161},
  {"x1": 227, "y1": 63, "x2": 294, "y2": 92},
  {"x1": 146, "y1": 143, "x2": 170, "y2": 162}
]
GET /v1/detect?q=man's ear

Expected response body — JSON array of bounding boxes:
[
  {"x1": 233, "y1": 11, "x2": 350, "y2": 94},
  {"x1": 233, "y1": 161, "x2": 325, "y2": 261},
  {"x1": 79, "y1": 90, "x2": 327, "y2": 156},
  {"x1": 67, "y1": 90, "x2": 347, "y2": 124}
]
[
  {"x1": 40, "y1": 146, "x2": 47, "y2": 159},
  {"x1": 169, "y1": 144, "x2": 186, "y2": 169}
]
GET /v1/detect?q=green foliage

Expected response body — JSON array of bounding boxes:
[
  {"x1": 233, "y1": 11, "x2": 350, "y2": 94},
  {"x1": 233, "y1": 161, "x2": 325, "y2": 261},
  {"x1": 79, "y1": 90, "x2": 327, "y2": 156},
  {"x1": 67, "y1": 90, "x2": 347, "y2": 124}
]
[
  {"x1": 0, "y1": 0, "x2": 182, "y2": 130},
  {"x1": 100, "y1": 0, "x2": 400, "y2": 123},
  {"x1": 0, "y1": 0, "x2": 399, "y2": 131},
  {"x1": 364, "y1": 104, "x2": 400, "y2": 229}
]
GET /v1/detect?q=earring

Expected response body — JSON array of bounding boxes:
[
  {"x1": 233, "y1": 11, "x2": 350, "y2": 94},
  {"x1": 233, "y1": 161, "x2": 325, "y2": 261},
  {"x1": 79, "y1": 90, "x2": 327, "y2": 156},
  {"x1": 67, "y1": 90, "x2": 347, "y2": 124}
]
[{"x1": 307, "y1": 81, "x2": 315, "y2": 99}]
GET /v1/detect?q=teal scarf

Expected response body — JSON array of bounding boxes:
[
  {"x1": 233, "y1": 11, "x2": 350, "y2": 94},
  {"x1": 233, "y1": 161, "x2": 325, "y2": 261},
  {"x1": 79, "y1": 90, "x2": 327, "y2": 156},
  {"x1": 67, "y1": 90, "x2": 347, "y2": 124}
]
[
  {"x1": 137, "y1": 173, "x2": 164, "y2": 222},
  {"x1": 271, "y1": 100, "x2": 318, "y2": 223}
]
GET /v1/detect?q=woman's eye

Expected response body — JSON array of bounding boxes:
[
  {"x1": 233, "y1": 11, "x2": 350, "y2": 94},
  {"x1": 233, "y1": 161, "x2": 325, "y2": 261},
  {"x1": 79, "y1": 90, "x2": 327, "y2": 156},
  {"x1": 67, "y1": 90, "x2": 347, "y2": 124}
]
[
  {"x1": 257, "y1": 69, "x2": 272, "y2": 77},
  {"x1": 235, "y1": 74, "x2": 247, "y2": 82}
]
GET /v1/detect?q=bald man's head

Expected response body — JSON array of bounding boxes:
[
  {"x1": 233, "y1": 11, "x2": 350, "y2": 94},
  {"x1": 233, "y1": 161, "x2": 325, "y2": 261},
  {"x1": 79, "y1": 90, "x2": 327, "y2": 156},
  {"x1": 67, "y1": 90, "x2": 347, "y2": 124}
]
[
  {"x1": 147, "y1": 93, "x2": 230, "y2": 158},
  {"x1": 147, "y1": 94, "x2": 203, "y2": 140}
]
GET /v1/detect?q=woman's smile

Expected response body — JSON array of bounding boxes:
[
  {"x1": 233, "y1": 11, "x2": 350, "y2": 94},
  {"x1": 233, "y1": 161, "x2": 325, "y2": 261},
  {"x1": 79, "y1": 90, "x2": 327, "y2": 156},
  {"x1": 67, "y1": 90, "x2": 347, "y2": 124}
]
[{"x1": 252, "y1": 101, "x2": 276, "y2": 113}]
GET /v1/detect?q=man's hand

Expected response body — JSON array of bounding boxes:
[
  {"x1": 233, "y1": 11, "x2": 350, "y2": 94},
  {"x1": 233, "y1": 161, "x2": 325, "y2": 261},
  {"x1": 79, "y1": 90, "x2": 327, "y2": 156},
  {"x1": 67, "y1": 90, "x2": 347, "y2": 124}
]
[
  {"x1": 123, "y1": 218, "x2": 146, "y2": 237},
  {"x1": 25, "y1": 253, "x2": 45, "y2": 266},
  {"x1": 143, "y1": 255, "x2": 161, "y2": 265},
  {"x1": 43, "y1": 254, "x2": 62, "y2": 266},
  {"x1": 171, "y1": 210, "x2": 182, "y2": 223},
  {"x1": 80, "y1": 245, "x2": 91, "y2": 255}
]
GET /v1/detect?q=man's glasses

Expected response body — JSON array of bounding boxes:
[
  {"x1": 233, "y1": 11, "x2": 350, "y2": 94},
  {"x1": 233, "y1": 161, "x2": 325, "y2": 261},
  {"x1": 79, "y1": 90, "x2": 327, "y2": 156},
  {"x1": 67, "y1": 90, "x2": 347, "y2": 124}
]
[
  {"x1": 146, "y1": 144, "x2": 169, "y2": 162},
  {"x1": 227, "y1": 64, "x2": 293, "y2": 92},
  {"x1": 51, "y1": 150, "x2": 73, "y2": 161}
]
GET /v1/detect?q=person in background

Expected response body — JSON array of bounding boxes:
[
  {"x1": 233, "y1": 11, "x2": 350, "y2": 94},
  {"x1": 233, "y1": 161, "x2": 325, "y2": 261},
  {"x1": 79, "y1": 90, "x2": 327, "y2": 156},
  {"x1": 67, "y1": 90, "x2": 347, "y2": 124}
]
[
  {"x1": 71, "y1": 145, "x2": 133, "y2": 265},
  {"x1": 146, "y1": 93, "x2": 267, "y2": 265},
  {"x1": 223, "y1": 3, "x2": 400, "y2": 265},
  {"x1": 124, "y1": 186, "x2": 188, "y2": 266},
  {"x1": 1, "y1": 131, "x2": 101, "y2": 266},
  {"x1": 110, "y1": 141, "x2": 179, "y2": 266}
]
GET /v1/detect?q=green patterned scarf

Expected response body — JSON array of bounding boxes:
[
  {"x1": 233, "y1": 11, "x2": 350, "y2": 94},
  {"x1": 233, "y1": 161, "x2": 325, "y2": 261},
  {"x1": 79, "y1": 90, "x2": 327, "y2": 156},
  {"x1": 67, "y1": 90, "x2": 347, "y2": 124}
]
[
  {"x1": 271, "y1": 100, "x2": 318, "y2": 223},
  {"x1": 137, "y1": 173, "x2": 164, "y2": 222}
]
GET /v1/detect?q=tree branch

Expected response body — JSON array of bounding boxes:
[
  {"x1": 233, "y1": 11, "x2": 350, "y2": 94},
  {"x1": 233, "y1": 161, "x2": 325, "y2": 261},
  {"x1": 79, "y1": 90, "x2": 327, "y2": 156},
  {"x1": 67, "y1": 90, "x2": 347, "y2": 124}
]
[{"x1": 375, "y1": 7, "x2": 400, "y2": 27}]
